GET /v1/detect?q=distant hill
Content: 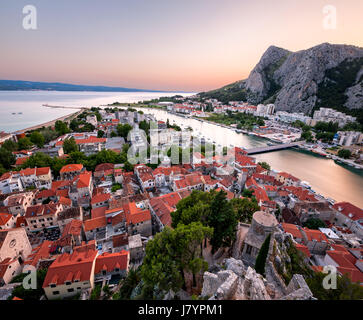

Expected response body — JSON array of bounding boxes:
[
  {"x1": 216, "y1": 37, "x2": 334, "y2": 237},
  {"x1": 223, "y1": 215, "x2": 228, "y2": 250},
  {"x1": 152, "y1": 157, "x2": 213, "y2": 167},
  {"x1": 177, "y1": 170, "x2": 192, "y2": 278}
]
[
  {"x1": 0, "y1": 80, "x2": 162, "y2": 92},
  {"x1": 199, "y1": 43, "x2": 363, "y2": 123}
]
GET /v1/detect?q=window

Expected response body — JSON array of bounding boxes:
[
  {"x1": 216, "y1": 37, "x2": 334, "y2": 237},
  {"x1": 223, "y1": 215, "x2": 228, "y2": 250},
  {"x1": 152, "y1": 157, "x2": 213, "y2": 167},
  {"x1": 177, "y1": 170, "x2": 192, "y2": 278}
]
[
  {"x1": 50, "y1": 284, "x2": 56, "y2": 288},
  {"x1": 67, "y1": 288, "x2": 74, "y2": 293},
  {"x1": 246, "y1": 245, "x2": 252, "y2": 255},
  {"x1": 53, "y1": 291, "x2": 60, "y2": 295},
  {"x1": 65, "y1": 281, "x2": 71, "y2": 285}
]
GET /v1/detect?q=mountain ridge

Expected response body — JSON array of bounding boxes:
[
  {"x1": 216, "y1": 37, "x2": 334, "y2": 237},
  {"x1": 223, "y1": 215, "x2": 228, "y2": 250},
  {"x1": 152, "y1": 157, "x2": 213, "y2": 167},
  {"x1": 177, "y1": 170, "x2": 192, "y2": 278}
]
[
  {"x1": 0, "y1": 80, "x2": 166, "y2": 93},
  {"x1": 199, "y1": 43, "x2": 363, "y2": 122}
]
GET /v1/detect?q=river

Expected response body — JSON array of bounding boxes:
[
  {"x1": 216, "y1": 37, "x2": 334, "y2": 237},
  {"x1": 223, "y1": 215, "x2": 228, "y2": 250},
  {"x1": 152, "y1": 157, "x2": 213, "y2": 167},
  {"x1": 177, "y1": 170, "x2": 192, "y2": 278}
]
[{"x1": 127, "y1": 107, "x2": 363, "y2": 208}]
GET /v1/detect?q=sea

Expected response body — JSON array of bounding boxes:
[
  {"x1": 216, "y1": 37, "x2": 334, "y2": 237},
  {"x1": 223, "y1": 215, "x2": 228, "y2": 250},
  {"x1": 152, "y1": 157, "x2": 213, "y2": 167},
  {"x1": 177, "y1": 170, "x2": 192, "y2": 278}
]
[{"x1": 0, "y1": 90, "x2": 194, "y2": 133}]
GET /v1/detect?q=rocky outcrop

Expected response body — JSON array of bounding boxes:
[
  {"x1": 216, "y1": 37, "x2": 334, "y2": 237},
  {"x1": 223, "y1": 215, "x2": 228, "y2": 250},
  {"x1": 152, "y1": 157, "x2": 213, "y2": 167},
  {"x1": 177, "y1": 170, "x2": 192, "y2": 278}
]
[
  {"x1": 202, "y1": 43, "x2": 363, "y2": 115},
  {"x1": 200, "y1": 256, "x2": 313, "y2": 300}
]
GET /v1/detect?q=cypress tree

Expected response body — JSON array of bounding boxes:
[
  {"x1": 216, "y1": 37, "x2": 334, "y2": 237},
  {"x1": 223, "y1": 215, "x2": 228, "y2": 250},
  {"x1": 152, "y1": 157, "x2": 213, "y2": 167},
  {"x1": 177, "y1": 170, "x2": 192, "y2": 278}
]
[{"x1": 255, "y1": 233, "x2": 271, "y2": 277}]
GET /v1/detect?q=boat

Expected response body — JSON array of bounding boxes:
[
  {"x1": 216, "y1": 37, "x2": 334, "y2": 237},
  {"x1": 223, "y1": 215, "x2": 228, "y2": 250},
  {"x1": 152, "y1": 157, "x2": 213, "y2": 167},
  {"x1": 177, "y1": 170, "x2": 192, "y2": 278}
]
[
  {"x1": 300, "y1": 181, "x2": 311, "y2": 189},
  {"x1": 11, "y1": 112, "x2": 16, "y2": 115},
  {"x1": 18, "y1": 112, "x2": 22, "y2": 114}
]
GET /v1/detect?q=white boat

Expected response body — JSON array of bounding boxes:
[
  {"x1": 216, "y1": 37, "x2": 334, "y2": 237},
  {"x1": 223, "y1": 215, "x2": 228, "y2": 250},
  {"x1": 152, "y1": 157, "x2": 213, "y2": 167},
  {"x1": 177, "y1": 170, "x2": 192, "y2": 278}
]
[{"x1": 300, "y1": 181, "x2": 311, "y2": 189}]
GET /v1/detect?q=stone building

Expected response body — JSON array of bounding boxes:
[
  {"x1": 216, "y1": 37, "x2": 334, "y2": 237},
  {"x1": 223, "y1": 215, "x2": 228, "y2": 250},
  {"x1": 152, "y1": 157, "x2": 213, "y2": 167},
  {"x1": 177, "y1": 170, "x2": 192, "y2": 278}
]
[
  {"x1": 0, "y1": 228, "x2": 32, "y2": 265},
  {"x1": 241, "y1": 211, "x2": 278, "y2": 266}
]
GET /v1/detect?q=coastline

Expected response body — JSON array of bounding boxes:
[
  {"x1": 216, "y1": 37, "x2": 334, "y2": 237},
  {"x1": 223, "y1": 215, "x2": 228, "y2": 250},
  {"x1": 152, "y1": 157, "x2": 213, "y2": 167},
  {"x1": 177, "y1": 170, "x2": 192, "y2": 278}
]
[{"x1": 12, "y1": 107, "x2": 85, "y2": 134}]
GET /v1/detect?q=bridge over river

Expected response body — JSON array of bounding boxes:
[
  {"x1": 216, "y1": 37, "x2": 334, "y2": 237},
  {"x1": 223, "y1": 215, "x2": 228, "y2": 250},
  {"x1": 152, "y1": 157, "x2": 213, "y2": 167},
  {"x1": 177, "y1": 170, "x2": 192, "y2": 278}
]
[{"x1": 245, "y1": 141, "x2": 304, "y2": 155}]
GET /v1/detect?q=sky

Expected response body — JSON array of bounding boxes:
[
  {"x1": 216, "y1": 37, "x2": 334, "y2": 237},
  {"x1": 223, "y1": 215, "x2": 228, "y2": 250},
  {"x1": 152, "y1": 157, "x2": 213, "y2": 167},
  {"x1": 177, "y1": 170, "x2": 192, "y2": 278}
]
[{"x1": 0, "y1": 0, "x2": 362, "y2": 92}]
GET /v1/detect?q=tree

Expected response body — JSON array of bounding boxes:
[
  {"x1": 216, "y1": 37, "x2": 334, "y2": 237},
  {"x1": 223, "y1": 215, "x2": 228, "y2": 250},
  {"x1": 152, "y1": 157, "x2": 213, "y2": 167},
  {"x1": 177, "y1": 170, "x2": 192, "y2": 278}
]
[
  {"x1": 117, "y1": 123, "x2": 133, "y2": 139},
  {"x1": 306, "y1": 272, "x2": 363, "y2": 300},
  {"x1": 0, "y1": 147, "x2": 15, "y2": 169},
  {"x1": 258, "y1": 161, "x2": 270, "y2": 171},
  {"x1": 171, "y1": 190, "x2": 214, "y2": 228},
  {"x1": 141, "y1": 223, "x2": 211, "y2": 294},
  {"x1": 301, "y1": 130, "x2": 313, "y2": 142},
  {"x1": 255, "y1": 234, "x2": 271, "y2": 277},
  {"x1": 30, "y1": 131, "x2": 45, "y2": 148},
  {"x1": 242, "y1": 188, "x2": 254, "y2": 198},
  {"x1": 303, "y1": 218, "x2": 326, "y2": 230},
  {"x1": 1, "y1": 139, "x2": 18, "y2": 152},
  {"x1": 17, "y1": 137, "x2": 32, "y2": 150},
  {"x1": 55, "y1": 120, "x2": 70, "y2": 135},
  {"x1": 141, "y1": 227, "x2": 184, "y2": 293},
  {"x1": 97, "y1": 130, "x2": 105, "y2": 138},
  {"x1": 174, "y1": 222, "x2": 212, "y2": 287},
  {"x1": 111, "y1": 184, "x2": 122, "y2": 192},
  {"x1": 123, "y1": 161, "x2": 134, "y2": 172},
  {"x1": 90, "y1": 284, "x2": 102, "y2": 300},
  {"x1": 63, "y1": 137, "x2": 78, "y2": 154},
  {"x1": 207, "y1": 190, "x2": 238, "y2": 253},
  {"x1": 116, "y1": 268, "x2": 142, "y2": 300},
  {"x1": 9, "y1": 268, "x2": 48, "y2": 300},
  {"x1": 338, "y1": 149, "x2": 351, "y2": 159},
  {"x1": 230, "y1": 197, "x2": 259, "y2": 223}
]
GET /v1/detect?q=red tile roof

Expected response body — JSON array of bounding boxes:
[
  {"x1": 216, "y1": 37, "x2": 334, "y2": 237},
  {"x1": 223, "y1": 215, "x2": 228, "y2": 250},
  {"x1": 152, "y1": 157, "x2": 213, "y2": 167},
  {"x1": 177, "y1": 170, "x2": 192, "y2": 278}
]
[
  {"x1": 43, "y1": 249, "x2": 98, "y2": 288},
  {"x1": 76, "y1": 172, "x2": 92, "y2": 189},
  {"x1": 91, "y1": 193, "x2": 110, "y2": 205},
  {"x1": 0, "y1": 213, "x2": 12, "y2": 226},
  {"x1": 282, "y1": 223, "x2": 304, "y2": 239},
  {"x1": 303, "y1": 228, "x2": 328, "y2": 242},
  {"x1": 60, "y1": 164, "x2": 83, "y2": 174},
  {"x1": 24, "y1": 240, "x2": 53, "y2": 268},
  {"x1": 58, "y1": 196, "x2": 72, "y2": 206},
  {"x1": 75, "y1": 137, "x2": 106, "y2": 145},
  {"x1": 35, "y1": 189, "x2": 56, "y2": 199},
  {"x1": 15, "y1": 157, "x2": 29, "y2": 166},
  {"x1": 295, "y1": 243, "x2": 311, "y2": 258},
  {"x1": 25, "y1": 203, "x2": 59, "y2": 218},
  {"x1": 123, "y1": 202, "x2": 151, "y2": 225},
  {"x1": 94, "y1": 251, "x2": 129, "y2": 274},
  {"x1": 333, "y1": 202, "x2": 363, "y2": 222},
  {"x1": 83, "y1": 216, "x2": 107, "y2": 232},
  {"x1": 91, "y1": 207, "x2": 107, "y2": 219}
]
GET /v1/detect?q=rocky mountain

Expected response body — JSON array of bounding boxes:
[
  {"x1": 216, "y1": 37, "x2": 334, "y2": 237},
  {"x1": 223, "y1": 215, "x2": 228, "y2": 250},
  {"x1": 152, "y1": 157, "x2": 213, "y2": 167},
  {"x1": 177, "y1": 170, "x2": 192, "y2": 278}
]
[{"x1": 200, "y1": 43, "x2": 363, "y2": 116}]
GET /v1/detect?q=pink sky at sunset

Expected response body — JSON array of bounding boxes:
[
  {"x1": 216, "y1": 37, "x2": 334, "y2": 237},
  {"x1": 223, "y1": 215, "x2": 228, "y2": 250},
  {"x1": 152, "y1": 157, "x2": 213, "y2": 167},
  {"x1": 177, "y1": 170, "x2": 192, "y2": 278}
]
[{"x1": 0, "y1": 0, "x2": 362, "y2": 92}]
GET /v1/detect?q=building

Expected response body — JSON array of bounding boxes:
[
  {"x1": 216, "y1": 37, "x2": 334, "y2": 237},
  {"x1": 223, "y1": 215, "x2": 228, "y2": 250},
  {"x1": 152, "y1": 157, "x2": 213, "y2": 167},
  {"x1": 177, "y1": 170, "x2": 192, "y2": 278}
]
[
  {"x1": 25, "y1": 203, "x2": 63, "y2": 232},
  {"x1": 276, "y1": 172, "x2": 300, "y2": 187},
  {"x1": 313, "y1": 108, "x2": 356, "y2": 127},
  {"x1": 75, "y1": 137, "x2": 106, "y2": 156},
  {"x1": 333, "y1": 202, "x2": 363, "y2": 237},
  {"x1": 0, "y1": 228, "x2": 32, "y2": 264},
  {"x1": 94, "y1": 251, "x2": 129, "y2": 285},
  {"x1": 60, "y1": 164, "x2": 84, "y2": 180},
  {"x1": 242, "y1": 211, "x2": 278, "y2": 266},
  {"x1": 134, "y1": 165, "x2": 155, "y2": 192},
  {"x1": 0, "y1": 258, "x2": 22, "y2": 286},
  {"x1": 0, "y1": 213, "x2": 16, "y2": 230},
  {"x1": 0, "y1": 172, "x2": 24, "y2": 194},
  {"x1": 42, "y1": 248, "x2": 98, "y2": 300}
]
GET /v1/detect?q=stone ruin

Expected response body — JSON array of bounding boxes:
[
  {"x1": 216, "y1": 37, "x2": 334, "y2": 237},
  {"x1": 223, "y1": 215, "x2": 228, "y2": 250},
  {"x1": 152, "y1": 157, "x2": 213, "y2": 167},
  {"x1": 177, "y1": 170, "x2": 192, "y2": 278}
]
[{"x1": 200, "y1": 257, "x2": 314, "y2": 300}]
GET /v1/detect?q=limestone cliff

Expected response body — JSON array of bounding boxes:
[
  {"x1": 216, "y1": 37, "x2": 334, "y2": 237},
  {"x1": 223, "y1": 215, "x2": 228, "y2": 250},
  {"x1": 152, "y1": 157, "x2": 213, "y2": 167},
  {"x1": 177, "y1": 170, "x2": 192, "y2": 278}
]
[{"x1": 200, "y1": 43, "x2": 363, "y2": 115}]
